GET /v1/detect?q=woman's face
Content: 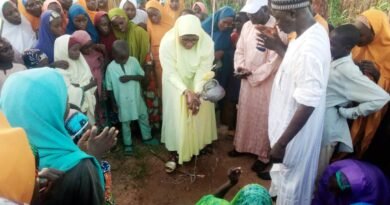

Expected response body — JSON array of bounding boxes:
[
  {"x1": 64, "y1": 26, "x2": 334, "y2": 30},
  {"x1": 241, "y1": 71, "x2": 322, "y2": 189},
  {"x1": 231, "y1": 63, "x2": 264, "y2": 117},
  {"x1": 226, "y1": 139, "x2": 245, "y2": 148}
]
[
  {"x1": 73, "y1": 14, "x2": 88, "y2": 30},
  {"x1": 123, "y1": 1, "x2": 136, "y2": 20},
  {"x1": 193, "y1": 5, "x2": 201, "y2": 14},
  {"x1": 47, "y1": 2, "x2": 62, "y2": 14},
  {"x1": 68, "y1": 44, "x2": 81, "y2": 60},
  {"x1": 25, "y1": 0, "x2": 42, "y2": 17},
  {"x1": 217, "y1": 17, "x2": 234, "y2": 31},
  {"x1": 2, "y1": 2, "x2": 21, "y2": 25},
  {"x1": 169, "y1": 0, "x2": 179, "y2": 11},
  {"x1": 58, "y1": 0, "x2": 72, "y2": 11},
  {"x1": 98, "y1": 0, "x2": 108, "y2": 10},
  {"x1": 179, "y1": 34, "x2": 199, "y2": 50},
  {"x1": 0, "y1": 39, "x2": 14, "y2": 63},
  {"x1": 50, "y1": 16, "x2": 64, "y2": 37},
  {"x1": 147, "y1": 7, "x2": 161, "y2": 24},
  {"x1": 111, "y1": 16, "x2": 128, "y2": 33},
  {"x1": 97, "y1": 15, "x2": 111, "y2": 35},
  {"x1": 86, "y1": 0, "x2": 98, "y2": 11}
]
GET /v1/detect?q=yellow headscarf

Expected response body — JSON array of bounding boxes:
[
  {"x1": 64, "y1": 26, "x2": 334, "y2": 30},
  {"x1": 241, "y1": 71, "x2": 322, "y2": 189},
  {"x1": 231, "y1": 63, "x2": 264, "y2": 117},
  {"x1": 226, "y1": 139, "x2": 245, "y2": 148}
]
[
  {"x1": 108, "y1": 8, "x2": 150, "y2": 64},
  {"x1": 164, "y1": 0, "x2": 184, "y2": 21},
  {"x1": 352, "y1": 9, "x2": 390, "y2": 80},
  {"x1": 0, "y1": 112, "x2": 36, "y2": 204},
  {"x1": 146, "y1": 0, "x2": 174, "y2": 47},
  {"x1": 159, "y1": 14, "x2": 214, "y2": 91}
]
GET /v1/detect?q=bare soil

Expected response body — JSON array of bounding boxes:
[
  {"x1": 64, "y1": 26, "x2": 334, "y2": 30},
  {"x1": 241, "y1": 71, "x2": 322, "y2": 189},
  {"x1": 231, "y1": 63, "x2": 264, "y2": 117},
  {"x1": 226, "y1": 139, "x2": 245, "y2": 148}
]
[{"x1": 106, "y1": 134, "x2": 271, "y2": 205}]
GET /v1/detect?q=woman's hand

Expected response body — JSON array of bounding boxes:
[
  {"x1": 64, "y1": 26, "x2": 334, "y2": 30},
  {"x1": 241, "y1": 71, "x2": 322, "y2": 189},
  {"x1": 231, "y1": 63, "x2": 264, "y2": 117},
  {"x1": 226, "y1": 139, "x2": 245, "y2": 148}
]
[
  {"x1": 184, "y1": 90, "x2": 201, "y2": 115},
  {"x1": 77, "y1": 126, "x2": 118, "y2": 159}
]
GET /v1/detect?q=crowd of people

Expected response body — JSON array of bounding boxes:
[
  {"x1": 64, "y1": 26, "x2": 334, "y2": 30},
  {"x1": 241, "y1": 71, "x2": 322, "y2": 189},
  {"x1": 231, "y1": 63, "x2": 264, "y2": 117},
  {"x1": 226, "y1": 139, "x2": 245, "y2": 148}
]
[{"x1": 1, "y1": 0, "x2": 390, "y2": 204}]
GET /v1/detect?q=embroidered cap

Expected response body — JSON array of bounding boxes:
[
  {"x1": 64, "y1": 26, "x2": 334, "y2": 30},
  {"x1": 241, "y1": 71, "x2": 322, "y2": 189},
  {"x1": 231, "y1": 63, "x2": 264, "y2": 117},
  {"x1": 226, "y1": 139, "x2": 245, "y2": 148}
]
[{"x1": 271, "y1": 0, "x2": 310, "y2": 10}]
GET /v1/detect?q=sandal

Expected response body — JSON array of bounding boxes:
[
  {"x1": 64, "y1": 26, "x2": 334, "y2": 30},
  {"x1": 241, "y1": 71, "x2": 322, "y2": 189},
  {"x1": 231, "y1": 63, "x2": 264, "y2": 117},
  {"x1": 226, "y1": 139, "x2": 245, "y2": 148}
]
[{"x1": 169, "y1": 152, "x2": 179, "y2": 164}]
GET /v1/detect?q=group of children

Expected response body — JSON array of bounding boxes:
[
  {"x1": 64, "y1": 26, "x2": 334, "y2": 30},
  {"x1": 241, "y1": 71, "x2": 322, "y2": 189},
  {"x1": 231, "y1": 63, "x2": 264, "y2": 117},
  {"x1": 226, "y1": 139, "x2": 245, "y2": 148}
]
[{"x1": 1, "y1": 0, "x2": 390, "y2": 204}]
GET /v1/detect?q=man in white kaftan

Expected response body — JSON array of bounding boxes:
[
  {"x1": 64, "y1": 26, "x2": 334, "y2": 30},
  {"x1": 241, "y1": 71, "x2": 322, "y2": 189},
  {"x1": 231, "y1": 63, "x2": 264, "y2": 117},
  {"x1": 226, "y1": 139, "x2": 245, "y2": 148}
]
[{"x1": 264, "y1": 0, "x2": 331, "y2": 204}]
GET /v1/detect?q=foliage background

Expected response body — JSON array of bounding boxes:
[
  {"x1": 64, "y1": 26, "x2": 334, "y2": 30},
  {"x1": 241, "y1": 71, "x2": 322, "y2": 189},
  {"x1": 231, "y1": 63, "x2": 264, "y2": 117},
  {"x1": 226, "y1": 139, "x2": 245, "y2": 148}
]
[{"x1": 184, "y1": 0, "x2": 390, "y2": 26}]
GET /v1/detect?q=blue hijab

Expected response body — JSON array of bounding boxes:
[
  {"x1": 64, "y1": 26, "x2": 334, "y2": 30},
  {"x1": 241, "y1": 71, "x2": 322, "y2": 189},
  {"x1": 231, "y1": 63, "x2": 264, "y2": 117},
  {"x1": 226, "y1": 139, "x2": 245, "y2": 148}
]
[
  {"x1": 35, "y1": 10, "x2": 58, "y2": 63},
  {"x1": 202, "y1": 6, "x2": 235, "y2": 51},
  {"x1": 66, "y1": 4, "x2": 99, "y2": 43},
  {"x1": 0, "y1": 68, "x2": 104, "y2": 189}
]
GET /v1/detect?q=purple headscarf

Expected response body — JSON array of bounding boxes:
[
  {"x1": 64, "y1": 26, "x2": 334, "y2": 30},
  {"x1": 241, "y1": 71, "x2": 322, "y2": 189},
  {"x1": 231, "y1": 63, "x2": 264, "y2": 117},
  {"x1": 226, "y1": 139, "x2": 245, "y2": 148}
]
[
  {"x1": 312, "y1": 159, "x2": 390, "y2": 205},
  {"x1": 35, "y1": 10, "x2": 60, "y2": 63}
]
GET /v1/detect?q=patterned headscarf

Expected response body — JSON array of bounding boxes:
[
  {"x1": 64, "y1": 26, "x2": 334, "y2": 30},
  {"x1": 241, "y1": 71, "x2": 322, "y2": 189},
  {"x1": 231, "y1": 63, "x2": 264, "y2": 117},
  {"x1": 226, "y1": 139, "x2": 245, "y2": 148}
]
[
  {"x1": 231, "y1": 184, "x2": 272, "y2": 205},
  {"x1": 22, "y1": 49, "x2": 49, "y2": 68}
]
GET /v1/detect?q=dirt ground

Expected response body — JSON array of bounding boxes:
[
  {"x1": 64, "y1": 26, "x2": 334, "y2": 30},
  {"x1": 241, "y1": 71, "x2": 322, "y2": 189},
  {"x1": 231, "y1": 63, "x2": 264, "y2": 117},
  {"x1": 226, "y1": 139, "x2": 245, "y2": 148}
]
[{"x1": 106, "y1": 134, "x2": 271, "y2": 205}]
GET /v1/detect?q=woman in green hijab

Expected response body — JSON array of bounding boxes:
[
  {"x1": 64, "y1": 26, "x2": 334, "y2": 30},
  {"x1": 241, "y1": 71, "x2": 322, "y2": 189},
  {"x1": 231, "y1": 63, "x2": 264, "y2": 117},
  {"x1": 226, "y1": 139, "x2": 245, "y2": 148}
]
[{"x1": 108, "y1": 8, "x2": 150, "y2": 65}]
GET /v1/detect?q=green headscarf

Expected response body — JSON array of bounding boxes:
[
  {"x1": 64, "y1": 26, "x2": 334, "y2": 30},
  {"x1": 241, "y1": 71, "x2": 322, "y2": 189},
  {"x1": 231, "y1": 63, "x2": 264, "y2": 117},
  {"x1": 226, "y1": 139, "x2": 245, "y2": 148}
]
[
  {"x1": 231, "y1": 184, "x2": 272, "y2": 205},
  {"x1": 108, "y1": 8, "x2": 150, "y2": 65},
  {"x1": 196, "y1": 184, "x2": 272, "y2": 205},
  {"x1": 196, "y1": 195, "x2": 230, "y2": 205}
]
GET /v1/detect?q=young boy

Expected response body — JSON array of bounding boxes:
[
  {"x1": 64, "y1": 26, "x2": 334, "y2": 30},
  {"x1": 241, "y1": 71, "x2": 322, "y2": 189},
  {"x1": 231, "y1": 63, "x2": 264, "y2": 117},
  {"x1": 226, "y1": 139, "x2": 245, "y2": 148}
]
[
  {"x1": 105, "y1": 40, "x2": 158, "y2": 155},
  {"x1": 318, "y1": 24, "x2": 390, "y2": 179}
]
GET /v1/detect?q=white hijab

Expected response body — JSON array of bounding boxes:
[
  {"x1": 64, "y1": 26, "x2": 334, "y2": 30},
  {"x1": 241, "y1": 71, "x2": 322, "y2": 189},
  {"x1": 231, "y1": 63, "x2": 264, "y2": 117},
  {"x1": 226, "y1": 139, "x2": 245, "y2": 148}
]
[
  {"x1": 54, "y1": 34, "x2": 96, "y2": 123},
  {"x1": 0, "y1": 1, "x2": 36, "y2": 54},
  {"x1": 119, "y1": 0, "x2": 148, "y2": 24}
]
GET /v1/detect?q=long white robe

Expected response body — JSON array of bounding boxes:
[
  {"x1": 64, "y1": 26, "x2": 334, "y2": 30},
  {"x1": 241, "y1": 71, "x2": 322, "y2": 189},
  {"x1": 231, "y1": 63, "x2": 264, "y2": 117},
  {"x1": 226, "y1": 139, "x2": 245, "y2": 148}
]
[{"x1": 268, "y1": 23, "x2": 331, "y2": 205}]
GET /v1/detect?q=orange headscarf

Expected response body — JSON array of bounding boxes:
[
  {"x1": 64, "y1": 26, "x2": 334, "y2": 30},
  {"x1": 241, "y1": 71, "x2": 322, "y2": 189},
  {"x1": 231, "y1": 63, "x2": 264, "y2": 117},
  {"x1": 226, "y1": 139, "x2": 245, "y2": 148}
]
[
  {"x1": 145, "y1": 0, "x2": 174, "y2": 96},
  {"x1": 164, "y1": 0, "x2": 184, "y2": 21},
  {"x1": 352, "y1": 9, "x2": 390, "y2": 80},
  {"x1": 350, "y1": 9, "x2": 390, "y2": 158},
  {"x1": 17, "y1": 0, "x2": 40, "y2": 31},
  {"x1": 42, "y1": 0, "x2": 68, "y2": 30},
  {"x1": 0, "y1": 112, "x2": 36, "y2": 204},
  {"x1": 78, "y1": 0, "x2": 98, "y2": 23},
  {"x1": 145, "y1": 0, "x2": 173, "y2": 48}
]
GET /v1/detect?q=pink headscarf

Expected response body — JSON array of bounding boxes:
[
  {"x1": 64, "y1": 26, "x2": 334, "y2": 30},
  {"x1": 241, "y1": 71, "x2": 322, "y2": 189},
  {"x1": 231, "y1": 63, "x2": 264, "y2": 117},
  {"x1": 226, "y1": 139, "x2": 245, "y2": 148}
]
[
  {"x1": 71, "y1": 30, "x2": 92, "y2": 46},
  {"x1": 192, "y1": 2, "x2": 207, "y2": 13},
  {"x1": 71, "y1": 30, "x2": 104, "y2": 98}
]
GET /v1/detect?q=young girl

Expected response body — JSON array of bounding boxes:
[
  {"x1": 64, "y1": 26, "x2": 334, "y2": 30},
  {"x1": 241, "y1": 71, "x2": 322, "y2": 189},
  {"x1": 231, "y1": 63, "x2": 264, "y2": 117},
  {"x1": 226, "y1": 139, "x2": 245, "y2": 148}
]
[
  {"x1": 35, "y1": 10, "x2": 64, "y2": 63},
  {"x1": 145, "y1": 0, "x2": 173, "y2": 96},
  {"x1": 119, "y1": 0, "x2": 148, "y2": 30},
  {"x1": 105, "y1": 40, "x2": 158, "y2": 155},
  {"x1": 67, "y1": 4, "x2": 99, "y2": 43},
  {"x1": 42, "y1": 0, "x2": 69, "y2": 30},
  {"x1": 17, "y1": 0, "x2": 42, "y2": 31},
  {"x1": 94, "y1": 11, "x2": 117, "y2": 60},
  {"x1": 54, "y1": 34, "x2": 97, "y2": 124},
  {"x1": 0, "y1": 1, "x2": 36, "y2": 55},
  {"x1": 71, "y1": 30, "x2": 107, "y2": 127}
]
